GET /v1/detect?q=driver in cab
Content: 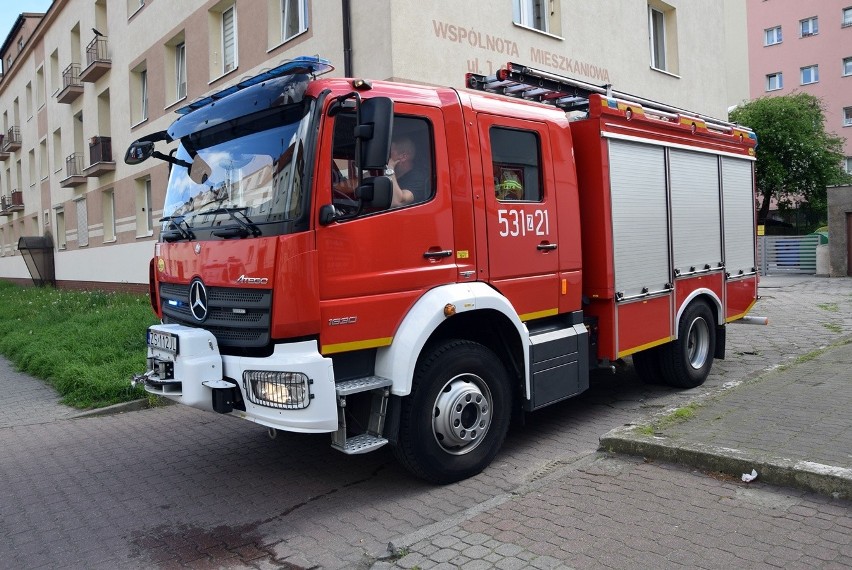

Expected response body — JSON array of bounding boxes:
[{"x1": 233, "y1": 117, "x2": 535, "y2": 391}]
[{"x1": 386, "y1": 135, "x2": 429, "y2": 208}]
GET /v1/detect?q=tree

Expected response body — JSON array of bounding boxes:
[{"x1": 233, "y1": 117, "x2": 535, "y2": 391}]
[{"x1": 729, "y1": 93, "x2": 850, "y2": 226}]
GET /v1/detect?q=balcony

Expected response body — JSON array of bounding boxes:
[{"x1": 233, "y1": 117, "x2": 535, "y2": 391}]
[
  {"x1": 0, "y1": 191, "x2": 23, "y2": 216},
  {"x1": 1, "y1": 126, "x2": 21, "y2": 153},
  {"x1": 79, "y1": 35, "x2": 111, "y2": 83},
  {"x1": 83, "y1": 136, "x2": 116, "y2": 177},
  {"x1": 0, "y1": 134, "x2": 7, "y2": 161},
  {"x1": 7, "y1": 190, "x2": 23, "y2": 212},
  {"x1": 57, "y1": 63, "x2": 84, "y2": 104},
  {"x1": 60, "y1": 152, "x2": 87, "y2": 188}
]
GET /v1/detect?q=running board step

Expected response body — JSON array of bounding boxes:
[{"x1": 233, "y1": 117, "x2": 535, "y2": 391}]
[
  {"x1": 331, "y1": 375, "x2": 393, "y2": 455},
  {"x1": 335, "y1": 375, "x2": 392, "y2": 396},
  {"x1": 335, "y1": 433, "x2": 389, "y2": 455}
]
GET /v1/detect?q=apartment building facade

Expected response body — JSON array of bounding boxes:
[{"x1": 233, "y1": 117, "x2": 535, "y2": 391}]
[
  {"x1": 747, "y1": 0, "x2": 852, "y2": 174},
  {"x1": 0, "y1": 0, "x2": 749, "y2": 289}
]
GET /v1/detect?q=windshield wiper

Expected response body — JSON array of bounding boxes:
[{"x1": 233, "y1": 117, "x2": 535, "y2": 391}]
[
  {"x1": 206, "y1": 207, "x2": 263, "y2": 238},
  {"x1": 159, "y1": 215, "x2": 196, "y2": 242}
]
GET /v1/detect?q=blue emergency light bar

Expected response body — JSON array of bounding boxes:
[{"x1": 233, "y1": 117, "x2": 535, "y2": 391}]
[{"x1": 175, "y1": 55, "x2": 334, "y2": 115}]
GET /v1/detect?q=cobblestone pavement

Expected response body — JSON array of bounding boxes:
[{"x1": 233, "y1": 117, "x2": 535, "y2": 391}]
[{"x1": 0, "y1": 276, "x2": 850, "y2": 569}]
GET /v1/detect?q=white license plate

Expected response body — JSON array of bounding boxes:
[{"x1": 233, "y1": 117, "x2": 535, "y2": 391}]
[{"x1": 147, "y1": 330, "x2": 179, "y2": 354}]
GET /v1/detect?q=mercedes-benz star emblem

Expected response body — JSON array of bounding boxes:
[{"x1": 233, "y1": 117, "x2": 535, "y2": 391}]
[
  {"x1": 189, "y1": 279, "x2": 209, "y2": 322},
  {"x1": 194, "y1": 243, "x2": 201, "y2": 255}
]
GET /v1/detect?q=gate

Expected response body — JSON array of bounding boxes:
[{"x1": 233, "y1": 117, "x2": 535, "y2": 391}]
[{"x1": 758, "y1": 235, "x2": 820, "y2": 275}]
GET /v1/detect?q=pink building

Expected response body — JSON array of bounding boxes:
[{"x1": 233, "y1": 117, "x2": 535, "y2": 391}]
[{"x1": 747, "y1": 1, "x2": 852, "y2": 174}]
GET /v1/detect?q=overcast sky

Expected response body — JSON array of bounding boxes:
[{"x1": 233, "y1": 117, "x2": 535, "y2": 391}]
[{"x1": 0, "y1": 0, "x2": 53, "y2": 46}]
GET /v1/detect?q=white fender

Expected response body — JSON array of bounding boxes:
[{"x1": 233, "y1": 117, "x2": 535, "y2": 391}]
[
  {"x1": 675, "y1": 288, "x2": 723, "y2": 339},
  {"x1": 375, "y1": 282, "x2": 530, "y2": 397}
]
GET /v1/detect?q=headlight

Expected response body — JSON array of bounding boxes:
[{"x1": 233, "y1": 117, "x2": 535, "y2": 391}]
[{"x1": 243, "y1": 370, "x2": 312, "y2": 409}]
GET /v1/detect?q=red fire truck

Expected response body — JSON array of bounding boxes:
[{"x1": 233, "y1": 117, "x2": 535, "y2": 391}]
[{"x1": 128, "y1": 56, "x2": 759, "y2": 483}]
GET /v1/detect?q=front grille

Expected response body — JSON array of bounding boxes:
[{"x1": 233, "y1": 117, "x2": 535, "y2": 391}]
[{"x1": 159, "y1": 282, "x2": 272, "y2": 348}]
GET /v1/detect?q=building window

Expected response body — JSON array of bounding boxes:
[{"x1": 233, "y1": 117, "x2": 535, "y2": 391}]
[
  {"x1": 844, "y1": 7, "x2": 852, "y2": 27},
  {"x1": 39, "y1": 139, "x2": 48, "y2": 180},
  {"x1": 648, "y1": 2, "x2": 678, "y2": 74},
  {"x1": 130, "y1": 62, "x2": 148, "y2": 125},
  {"x1": 76, "y1": 197, "x2": 89, "y2": 247},
  {"x1": 844, "y1": 57, "x2": 852, "y2": 77},
  {"x1": 25, "y1": 82, "x2": 33, "y2": 118},
  {"x1": 800, "y1": 16, "x2": 818, "y2": 37},
  {"x1": 766, "y1": 72, "x2": 783, "y2": 91},
  {"x1": 845, "y1": 157, "x2": 852, "y2": 174},
  {"x1": 56, "y1": 209, "x2": 66, "y2": 249},
  {"x1": 175, "y1": 42, "x2": 187, "y2": 100},
  {"x1": 140, "y1": 69, "x2": 148, "y2": 120},
  {"x1": 222, "y1": 6, "x2": 237, "y2": 74},
  {"x1": 800, "y1": 65, "x2": 819, "y2": 85},
  {"x1": 36, "y1": 67, "x2": 45, "y2": 108},
  {"x1": 281, "y1": 0, "x2": 307, "y2": 42},
  {"x1": 649, "y1": 8, "x2": 666, "y2": 70},
  {"x1": 127, "y1": 0, "x2": 145, "y2": 17},
  {"x1": 52, "y1": 129, "x2": 62, "y2": 174},
  {"x1": 764, "y1": 26, "x2": 782, "y2": 46},
  {"x1": 766, "y1": 71, "x2": 784, "y2": 91},
  {"x1": 103, "y1": 189, "x2": 115, "y2": 242},
  {"x1": 164, "y1": 34, "x2": 187, "y2": 106},
  {"x1": 513, "y1": 0, "x2": 559, "y2": 35},
  {"x1": 844, "y1": 107, "x2": 852, "y2": 126},
  {"x1": 136, "y1": 176, "x2": 153, "y2": 237}
]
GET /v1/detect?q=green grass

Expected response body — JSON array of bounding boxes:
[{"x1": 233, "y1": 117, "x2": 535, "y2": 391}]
[
  {"x1": 817, "y1": 303, "x2": 839, "y2": 313},
  {"x1": 637, "y1": 402, "x2": 701, "y2": 436},
  {"x1": 823, "y1": 323, "x2": 843, "y2": 333},
  {"x1": 0, "y1": 281, "x2": 158, "y2": 409}
]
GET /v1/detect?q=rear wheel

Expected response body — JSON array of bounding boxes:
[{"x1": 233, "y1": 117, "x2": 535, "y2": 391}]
[
  {"x1": 393, "y1": 339, "x2": 512, "y2": 484},
  {"x1": 660, "y1": 301, "x2": 716, "y2": 388}
]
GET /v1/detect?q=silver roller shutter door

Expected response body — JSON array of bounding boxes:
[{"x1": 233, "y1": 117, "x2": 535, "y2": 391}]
[
  {"x1": 670, "y1": 149, "x2": 722, "y2": 276},
  {"x1": 608, "y1": 140, "x2": 670, "y2": 299},
  {"x1": 722, "y1": 157, "x2": 756, "y2": 275}
]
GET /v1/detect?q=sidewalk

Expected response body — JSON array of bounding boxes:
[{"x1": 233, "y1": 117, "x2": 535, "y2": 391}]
[{"x1": 601, "y1": 338, "x2": 852, "y2": 499}]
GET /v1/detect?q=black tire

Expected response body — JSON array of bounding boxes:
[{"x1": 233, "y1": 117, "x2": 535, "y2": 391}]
[
  {"x1": 660, "y1": 301, "x2": 716, "y2": 388},
  {"x1": 393, "y1": 339, "x2": 512, "y2": 484},
  {"x1": 632, "y1": 346, "x2": 664, "y2": 384}
]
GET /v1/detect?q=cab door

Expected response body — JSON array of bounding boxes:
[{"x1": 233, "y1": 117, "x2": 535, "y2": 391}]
[
  {"x1": 478, "y1": 115, "x2": 559, "y2": 320},
  {"x1": 315, "y1": 103, "x2": 456, "y2": 355}
]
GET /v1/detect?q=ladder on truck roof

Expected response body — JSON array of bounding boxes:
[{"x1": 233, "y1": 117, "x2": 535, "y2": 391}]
[{"x1": 466, "y1": 62, "x2": 752, "y2": 136}]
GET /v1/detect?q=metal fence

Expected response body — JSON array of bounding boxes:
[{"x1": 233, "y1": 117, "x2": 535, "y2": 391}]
[{"x1": 758, "y1": 235, "x2": 820, "y2": 275}]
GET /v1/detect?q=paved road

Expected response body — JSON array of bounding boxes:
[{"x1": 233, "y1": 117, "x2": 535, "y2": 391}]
[{"x1": 1, "y1": 276, "x2": 850, "y2": 569}]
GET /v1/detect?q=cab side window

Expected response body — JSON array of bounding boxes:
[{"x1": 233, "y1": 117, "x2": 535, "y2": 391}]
[
  {"x1": 490, "y1": 127, "x2": 542, "y2": 202},
  {"x1": 331, "y1": 112, "x2": 434, "y2": 215}
]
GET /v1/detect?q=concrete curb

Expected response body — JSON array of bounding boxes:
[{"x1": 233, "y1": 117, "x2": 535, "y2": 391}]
[
  {"x1": 70, "y1": 397, "x2": 173, "y2": 419},
  {"x1": 600, "y1": 425, "x2": 852, "y2": 500}
]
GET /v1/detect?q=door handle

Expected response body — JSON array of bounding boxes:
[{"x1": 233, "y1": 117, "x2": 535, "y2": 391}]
[
  {"x1": 423, "y1": 249, "x2": 453, "y2": 259},
  {"x1": 537, "y1": 243, "x2": 557, "y2": 251}
]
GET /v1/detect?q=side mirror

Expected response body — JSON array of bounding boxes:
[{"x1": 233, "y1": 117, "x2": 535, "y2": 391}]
[
  {"x1": 357, "y1": 97, "x2": 393, "y2": 170},
  {"x1": 356, "y1": 176, "x2": 392, "y2": 210},
  {"x1": 125, "y1": 140, "x2": 155, "y2": 165}
]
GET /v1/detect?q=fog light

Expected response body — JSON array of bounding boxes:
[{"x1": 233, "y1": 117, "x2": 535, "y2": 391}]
[{"x1": 243, "y1": 371, "x2": 312, "y2": 409}]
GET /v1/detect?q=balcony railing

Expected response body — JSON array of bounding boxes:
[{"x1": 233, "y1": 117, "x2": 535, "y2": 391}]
[
  {"x1": 80, "y1": 36, "x2": 111, "y2": 82},
  {"x1": 83, "y1": 136, "x2": 116, "y2": 177},
  {"x1": 2, "y1": 126, "x2": 21, "y2": 152},
  {"x1": 60, "y1": 152, "x2": 87, "y2": 188},
  {"x1": 57, "y1": 63, "x2": 84, "y2": 103}
]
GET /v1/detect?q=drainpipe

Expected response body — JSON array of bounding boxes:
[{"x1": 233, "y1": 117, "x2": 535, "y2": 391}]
[{"x1": 342, "y1": 0, "x2": 353, "y2": 77}]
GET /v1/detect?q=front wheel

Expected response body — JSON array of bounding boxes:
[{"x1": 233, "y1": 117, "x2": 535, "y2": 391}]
[
  {"x1": 660, "y1": 301, "x2": 716, "y2": 388},
  {"x1": 393, "y1": 340, "x2": 513, "y2": 484}
]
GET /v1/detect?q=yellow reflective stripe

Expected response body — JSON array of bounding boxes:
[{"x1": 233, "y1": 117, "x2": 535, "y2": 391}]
[
  {"x1": 321, "y1": 337, "x2": 393, "y2": 355},
  {"x1": 618, "y1": 336, "x2": 674, "y2": 359},
  {"x1": 519, "y1": 308, "x2": 559, "y2": 322}
]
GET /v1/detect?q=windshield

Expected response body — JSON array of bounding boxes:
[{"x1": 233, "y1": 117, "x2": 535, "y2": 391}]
[{"x1": 161, "y1": 101, "x2": 313, "y2": 238}]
